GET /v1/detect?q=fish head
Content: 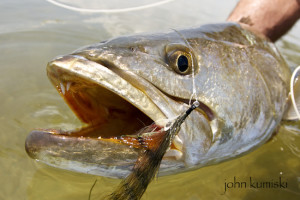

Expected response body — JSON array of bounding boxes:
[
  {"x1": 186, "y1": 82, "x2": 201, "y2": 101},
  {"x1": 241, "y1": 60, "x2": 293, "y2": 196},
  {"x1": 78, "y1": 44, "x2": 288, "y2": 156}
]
[{"x1": 26, "y1": 27, "x2": 215, "y2": 177}]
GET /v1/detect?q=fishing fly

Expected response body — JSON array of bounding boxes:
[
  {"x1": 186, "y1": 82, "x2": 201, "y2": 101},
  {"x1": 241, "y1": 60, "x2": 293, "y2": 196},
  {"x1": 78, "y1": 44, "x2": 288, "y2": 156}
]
[{"x1": 108, "y1": 101, "x2": 199, "y2": 200}]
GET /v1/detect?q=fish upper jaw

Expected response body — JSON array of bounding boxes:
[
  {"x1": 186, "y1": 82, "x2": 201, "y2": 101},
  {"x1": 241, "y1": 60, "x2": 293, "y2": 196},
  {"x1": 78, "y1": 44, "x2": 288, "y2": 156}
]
[{"x1": 47, "y1": 54, "x2": 166, "y2": 123}]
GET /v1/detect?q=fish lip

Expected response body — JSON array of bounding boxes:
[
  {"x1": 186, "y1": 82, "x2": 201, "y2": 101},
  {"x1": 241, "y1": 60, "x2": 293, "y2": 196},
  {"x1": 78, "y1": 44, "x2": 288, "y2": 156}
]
[{"x1": 25, "y1": 129, "x2": 140, "y2": 178}]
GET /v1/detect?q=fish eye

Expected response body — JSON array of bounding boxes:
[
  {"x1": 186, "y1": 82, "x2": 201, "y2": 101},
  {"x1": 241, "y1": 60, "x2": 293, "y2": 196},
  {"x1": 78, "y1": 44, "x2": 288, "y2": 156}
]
[{"x1": 167, "y1": 50, "x2": 193, "y2": 75}]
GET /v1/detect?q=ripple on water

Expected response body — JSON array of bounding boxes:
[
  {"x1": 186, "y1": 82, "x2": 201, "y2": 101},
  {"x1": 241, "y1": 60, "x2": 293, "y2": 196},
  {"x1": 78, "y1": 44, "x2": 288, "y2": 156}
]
[{"x1": 279, "y1": 123, "x2": 300, "y2": 159}]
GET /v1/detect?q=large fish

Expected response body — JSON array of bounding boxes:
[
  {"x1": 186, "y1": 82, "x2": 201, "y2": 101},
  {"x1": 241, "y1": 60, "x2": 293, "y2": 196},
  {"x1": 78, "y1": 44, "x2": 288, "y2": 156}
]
[{"x1": 25, "y1": 23, "x2": 292, "y2": 179}]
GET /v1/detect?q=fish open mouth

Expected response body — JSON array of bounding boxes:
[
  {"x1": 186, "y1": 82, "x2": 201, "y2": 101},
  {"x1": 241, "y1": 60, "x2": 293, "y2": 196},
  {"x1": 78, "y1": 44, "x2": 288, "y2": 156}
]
[
  {"x1": 25, "y1": 55, "x2": 172, "y2": 177},
  {"x1": 26, "y1": 54, "x2": 169, "y2": 149},
  {"x1": 25, "y1": 54, "x2": 213, "y2": 177},
  {"x1": 47, "y1": 60, "x2": 155, "y2": 139}
]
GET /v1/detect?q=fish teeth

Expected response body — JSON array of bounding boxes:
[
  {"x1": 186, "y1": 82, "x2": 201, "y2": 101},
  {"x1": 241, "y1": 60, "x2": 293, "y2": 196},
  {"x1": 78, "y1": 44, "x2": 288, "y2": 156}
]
[
  {"x1": 66, "y1": 82, "x2": 72, "y2": 91},
  {"x1": 60, "y1": 82, "x2": 65, "y2": 95},
  {"x1": 59, "y1": 82, "x2": 72, "y2": 95}
]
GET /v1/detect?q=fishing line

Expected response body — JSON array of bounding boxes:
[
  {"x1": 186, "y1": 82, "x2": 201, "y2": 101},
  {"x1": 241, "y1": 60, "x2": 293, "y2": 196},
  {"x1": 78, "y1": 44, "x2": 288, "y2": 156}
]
[
  {"x1": 290, "y1": 65, "x2": 300, "y2": 120},
  {"x1": 189, "y1": 50, "x2": 197, "y2": 106},
  {"x1": 172, "y1": 29, "x2": 198, "y2": 106},
  {"x1": 46, "y1": 0, "x2": 176, "y2": 13},
  {"x1": 88, "y1": 179, "x2": 97, "y2": 200}
]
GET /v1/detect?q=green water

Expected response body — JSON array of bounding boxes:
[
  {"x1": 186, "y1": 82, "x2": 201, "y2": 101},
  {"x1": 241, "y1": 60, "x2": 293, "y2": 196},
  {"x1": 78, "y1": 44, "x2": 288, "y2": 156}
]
[{"x1": 0, "y1": 0, "x2": 299, "y2": 199}]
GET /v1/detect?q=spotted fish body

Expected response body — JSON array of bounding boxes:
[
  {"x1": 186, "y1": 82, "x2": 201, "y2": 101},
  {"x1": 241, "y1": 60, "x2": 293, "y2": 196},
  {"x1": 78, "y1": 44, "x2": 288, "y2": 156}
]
[{"x1": 25, "y1": 23, "x2": 291, "y2": 178}]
